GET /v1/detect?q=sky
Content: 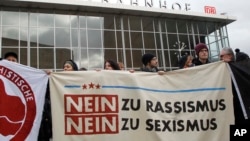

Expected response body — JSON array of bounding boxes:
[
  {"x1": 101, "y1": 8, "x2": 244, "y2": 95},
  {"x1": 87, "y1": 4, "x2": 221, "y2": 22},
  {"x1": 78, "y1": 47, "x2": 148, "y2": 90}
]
[{"x1": 217, "y1": 0, "x2": 250, "y2": 55}]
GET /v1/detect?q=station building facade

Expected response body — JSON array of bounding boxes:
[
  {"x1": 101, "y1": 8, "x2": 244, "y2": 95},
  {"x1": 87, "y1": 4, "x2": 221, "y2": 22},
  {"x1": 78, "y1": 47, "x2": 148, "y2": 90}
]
[{"x1": 0, "y1": 0, "x2": 235, "y2": 71}]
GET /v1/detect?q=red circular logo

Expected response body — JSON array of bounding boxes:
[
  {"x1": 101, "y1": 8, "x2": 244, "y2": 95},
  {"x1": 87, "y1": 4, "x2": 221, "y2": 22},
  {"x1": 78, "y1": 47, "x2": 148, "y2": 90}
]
[{"x1": 0, "y1": 66, "x2": 36, "y2": 141}]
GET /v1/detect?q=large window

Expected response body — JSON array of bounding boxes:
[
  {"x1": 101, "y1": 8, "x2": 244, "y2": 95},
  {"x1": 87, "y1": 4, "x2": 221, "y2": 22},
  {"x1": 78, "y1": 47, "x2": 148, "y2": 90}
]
[{"x1": 0, "y1": 8, "x2": 230, "y2": 71}]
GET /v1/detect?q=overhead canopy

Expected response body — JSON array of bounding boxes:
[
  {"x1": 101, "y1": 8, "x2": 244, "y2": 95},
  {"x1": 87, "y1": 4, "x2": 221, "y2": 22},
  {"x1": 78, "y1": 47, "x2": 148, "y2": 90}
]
[{"x1": 1, "y1": 0, "x2": 236, "y2": 26}]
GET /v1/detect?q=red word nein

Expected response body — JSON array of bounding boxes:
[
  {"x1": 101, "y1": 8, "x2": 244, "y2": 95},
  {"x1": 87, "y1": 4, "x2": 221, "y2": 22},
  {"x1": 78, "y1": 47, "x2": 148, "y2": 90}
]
[{"x1": 64, "y1": 94, "x2": 119, "y2": 135}]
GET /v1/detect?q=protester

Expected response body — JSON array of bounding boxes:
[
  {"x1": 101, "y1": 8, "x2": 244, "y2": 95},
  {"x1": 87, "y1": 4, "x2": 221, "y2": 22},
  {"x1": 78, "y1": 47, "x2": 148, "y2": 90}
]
[
  {"x1": 63, "y1": 59, "x2": 78, "y2": 71},
  {"x1": 2, "y1": 51, "x2": 52, "y2": 141},
  {"x1": 178, "y1": 54, "x2": 193, "y2": 69},
  {"x1": 104, "y1": 59, "x2": 121, "y2": 70},
  {"x1": 141, "y1": 53, "x2": 159, "y2": 72},
  {"x1": 192, "y1": 43, "x2": 210, "y2": 66},
  {"x1": 38, "y1": 59, "x2": 78, "y2": 141},
  {"x1": 229, "y1": 61, "x2": 250, "y2": 125},
  {"x1": 219, "y1": 47, "x2": 250, "y2": 125},
  {"x1": 1, "y1": 55, "x2": 48, "y2": 141},
  {"x1": 220, "y1": 47, "x2": 235, "y2": 62},
  {"x1": 140, "y1": 53, "x2": 165, "y2": 75},
  {"x1": 235, "y1": 48, "x2": 249, "y2": 62},
  {"x1": 4, "y1": 52, "x2": 18, "y2": 62},
  {"x1": 118, "y1": 61, "x2": 125, "y2": 70}
]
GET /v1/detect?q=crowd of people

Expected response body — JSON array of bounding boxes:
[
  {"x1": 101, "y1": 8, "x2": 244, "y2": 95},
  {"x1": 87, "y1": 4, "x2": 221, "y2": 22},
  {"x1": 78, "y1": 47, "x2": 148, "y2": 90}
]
[
  {"x1": 2, "y1": 43, "x2": 247, "y2": 72},
  {"x1": 1, "y1": 43, "x2": 249, "y2": 141},
  {"x1": 178, "y1": 43, "x2": 249, "y2": 69}
]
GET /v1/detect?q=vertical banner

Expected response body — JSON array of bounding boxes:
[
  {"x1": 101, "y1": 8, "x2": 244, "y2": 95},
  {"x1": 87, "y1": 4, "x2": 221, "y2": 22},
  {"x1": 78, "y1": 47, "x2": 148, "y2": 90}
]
[
  {"x1": 0, "y1": 60, "x2": 48, "y2": 141},
  {"x1": 229, "y1": 60, "x2": 250, "y2": 119},
  {"x1": 50, "y1": 61, "x2": 234, "y2": 141}
]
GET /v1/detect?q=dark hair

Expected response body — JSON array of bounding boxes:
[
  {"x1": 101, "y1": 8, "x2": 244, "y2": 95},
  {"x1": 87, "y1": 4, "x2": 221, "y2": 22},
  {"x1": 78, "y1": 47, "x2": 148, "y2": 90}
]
[
  {"x1": 4, "y1": 52, "x2": 18, "y2": 60},
  {"x1": 179, "y1": 55, "x2": 188, "y2": 69},
  {"x1": 63, "y1": 59, "x2": 78, "y2": 71},
  {"x1": 79, "y1": 67, "x2": 87, "y2": 71},
  {"x1": 104, "y1": 60, "x2": 121, "y2": 70},
  {"x1": 141, "y1": 53, "x2": 156, "y2": 66}
]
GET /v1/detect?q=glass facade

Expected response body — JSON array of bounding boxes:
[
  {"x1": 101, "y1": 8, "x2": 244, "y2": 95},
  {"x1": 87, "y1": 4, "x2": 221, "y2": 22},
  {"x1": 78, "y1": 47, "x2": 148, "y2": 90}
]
[{"x1": 0, "y1": 7, "x2": 230, "y2": 71}]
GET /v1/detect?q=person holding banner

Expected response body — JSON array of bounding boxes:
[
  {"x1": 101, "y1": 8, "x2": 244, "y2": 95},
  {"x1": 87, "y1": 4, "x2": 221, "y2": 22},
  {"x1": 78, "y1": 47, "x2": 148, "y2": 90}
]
[
  {"x1": 178, "y1": 54, "x2": 194, "y2": 69},
  {"x1": 3, "y1": 52, "x2": 18, "y2": 63},
  {"x1": 63, "y1": 59, "x2": 78, "y2": 71},
  {"x1": 3, "y1": 51, "x2": 52, "y2": 75},
  {"x1": 39, "y1": 59, "x2": 79, "y2": 141},
  {"x1": 140, "y1": 53, "x2": 165, "y2": 75},
  {"x1": 0, "y1": 58, "x2": 49, "y2": 141},
  {"x1": 220, "y1": 47, "x2": 235, "y2": 63},
  {"x1": 118, "y1": 61, "x2": 125, "y2": 70},
  {"x1": 219, "y1": 47, "x2": 250, "y2": 125},
  {"x1": 192, "y1": 43, "x2": 210, "y2": 66},
  {"x1": 104, "y1": 59, "x2": 121, "y2": 70}
]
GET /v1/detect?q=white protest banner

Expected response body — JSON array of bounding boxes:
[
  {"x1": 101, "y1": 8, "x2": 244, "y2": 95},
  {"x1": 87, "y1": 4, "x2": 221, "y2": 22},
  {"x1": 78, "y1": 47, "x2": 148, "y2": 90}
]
[
  {"x1": 0, "y1": 60, "x2": 48, "y2": 141},
  {"x1": 50, "y1": 61, "x2": 234, "y2": 141}
]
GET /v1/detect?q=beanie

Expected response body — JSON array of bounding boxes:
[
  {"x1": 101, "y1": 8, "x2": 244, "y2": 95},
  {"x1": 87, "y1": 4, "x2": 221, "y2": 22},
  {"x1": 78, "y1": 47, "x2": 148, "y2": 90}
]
[
  {"x1": 141, "y1": 53, "x2": 155, "y2": 66},
  {"x1": 194, "y1": 43, "x2": 208, "y2": 55},
  {"x1": 235, "y1": 48, "x2": 249, "y2": 62}
]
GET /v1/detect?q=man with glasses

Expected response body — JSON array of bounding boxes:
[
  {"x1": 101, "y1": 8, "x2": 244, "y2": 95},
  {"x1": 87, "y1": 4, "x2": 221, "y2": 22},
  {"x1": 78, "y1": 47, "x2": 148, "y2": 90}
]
[{"x1": 192, "y1": 43, "x2": 210, "y2": 66}]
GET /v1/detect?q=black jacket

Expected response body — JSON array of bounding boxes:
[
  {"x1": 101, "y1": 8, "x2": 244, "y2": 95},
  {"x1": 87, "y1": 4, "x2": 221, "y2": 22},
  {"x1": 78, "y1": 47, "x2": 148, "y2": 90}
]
[{"x1": 38, "y1": 82, "x2": 52, "y2": 141}]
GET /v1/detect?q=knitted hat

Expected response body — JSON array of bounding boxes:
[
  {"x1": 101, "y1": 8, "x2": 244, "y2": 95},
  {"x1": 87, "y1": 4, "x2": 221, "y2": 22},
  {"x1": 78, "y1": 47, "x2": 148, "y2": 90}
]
[
  {"x1": 195, "y1": 43, "x2": 208, "y2": 55},
  {"x1": 141, "y1": 53, "x2": 156, "y2": 66},
  {"x1": 63, "y1": 60, "x2": 78, "y2": 71},
  {"x1": 235, "y1": 48, "x2": 249, "y2": 62}
]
